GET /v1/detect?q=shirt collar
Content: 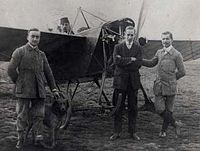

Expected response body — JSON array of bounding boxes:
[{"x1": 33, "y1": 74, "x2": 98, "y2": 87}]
[
  {"x1": 126, "y1": 41, "x2": 133, "y2": 46},
  {"x1": 125, "y1": 41, "x2": 133, "y2": 49},
  {"x1": 28, "y1": 42, "x2": 38, "y2": 50},
  {"x1": 163, "y1": 45, "x2": 173, "y2": 55}
]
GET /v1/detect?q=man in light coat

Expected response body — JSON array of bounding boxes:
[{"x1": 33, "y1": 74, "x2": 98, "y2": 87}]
[
  {"x1": 7, "y1": 28, "x2": 59, "y2": 148},
  {"x1": 142, "y1": 31, "x2": 186, "y2": 137}
]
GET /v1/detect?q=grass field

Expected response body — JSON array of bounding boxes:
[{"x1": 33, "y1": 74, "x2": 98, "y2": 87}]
[{"x1": 0, "y1": 59, "x2": 200, "y2": 151}]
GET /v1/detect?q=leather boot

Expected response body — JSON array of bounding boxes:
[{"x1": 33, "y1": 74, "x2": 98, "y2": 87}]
[
  {"x1": 31, "y1": 117, "x2": 44, "y2": 145},
  {"x1": 16, "y1": 131, "x2": 24, "y2": 149}
]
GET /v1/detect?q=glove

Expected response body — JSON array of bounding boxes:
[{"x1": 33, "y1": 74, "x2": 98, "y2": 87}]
[{"x1": 52, "y1": 89, "x2": 60, "y2": 99}]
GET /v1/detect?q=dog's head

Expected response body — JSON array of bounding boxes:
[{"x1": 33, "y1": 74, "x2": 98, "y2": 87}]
[{"x1": 52, "y1": 92, "x2": 70, "y2": 115}]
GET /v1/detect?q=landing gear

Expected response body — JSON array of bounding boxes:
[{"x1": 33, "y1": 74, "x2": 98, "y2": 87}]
[{"x1": 138, "y1": 83, "x2": 155, "y2": 113}]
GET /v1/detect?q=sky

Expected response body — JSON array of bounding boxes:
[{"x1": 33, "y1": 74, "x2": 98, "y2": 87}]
[{"x1": 0, "y1": 0, "x2": 200, "y2": 40}]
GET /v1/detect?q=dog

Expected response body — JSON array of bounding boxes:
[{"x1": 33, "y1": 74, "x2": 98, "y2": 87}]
[{"x1": 25, "y1": 92, "x2": 72, "y2": 149}]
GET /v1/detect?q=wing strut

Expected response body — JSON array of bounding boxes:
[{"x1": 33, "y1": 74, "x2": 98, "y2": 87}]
[
  {"x1": 80, "y1": 7, "x2": 90, "y2": 29},
  {"x1": 94, "y1": 78, "x2": 110, "y2": 106},
  {"x1": 97, "y1": 29, "x2": 111, "y2": 106}
]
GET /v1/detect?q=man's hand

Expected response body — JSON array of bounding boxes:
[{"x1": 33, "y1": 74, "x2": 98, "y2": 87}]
[
  {"x1": 131, "y1": 57, "x2": 136, "y2": 62},
  {"x1": 116, "y1": 55, "x2": 121, "y2": 59},
  {"x1": 52, "y1": 89, "x2": 60, "y2": 99},
  {"x1": 115, "y1": 55, "x2": 121, "y2": 62}
]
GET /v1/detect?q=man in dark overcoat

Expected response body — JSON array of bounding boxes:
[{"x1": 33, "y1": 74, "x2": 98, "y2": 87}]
[{"x1": 110, "y1": 26, "x2": 142, "y2": 140}]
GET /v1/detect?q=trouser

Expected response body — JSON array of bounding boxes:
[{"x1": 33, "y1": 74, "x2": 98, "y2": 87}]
[
  {"x1": 16, "y1": 98, "x2": 45, "y2": 141},
  {"x1": 154, "y1": 95, "x2": 176, "y2": 132},
  {"x1": 112, "y1": 86, "x2": 138, "y2": 134}
]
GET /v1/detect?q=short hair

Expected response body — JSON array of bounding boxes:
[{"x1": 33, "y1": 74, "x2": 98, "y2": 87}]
[
  {"x1": 27, "y1": 28, "x2": 40, "y2": 35},
  {"x1": 162, "y1": 31, "x2": 173, "y2": 40},
  {"x1": 125, "y1": 26, "x2": 136, "y2": 33}
]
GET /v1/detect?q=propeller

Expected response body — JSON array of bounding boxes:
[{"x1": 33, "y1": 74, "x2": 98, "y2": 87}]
[{"x1": 135, "y1": 0, "x2": 150, "y2": 45}]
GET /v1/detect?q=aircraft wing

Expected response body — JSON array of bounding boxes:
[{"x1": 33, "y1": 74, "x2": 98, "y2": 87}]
[
  {"x1": 143, "y1": 40, "x2": 200, "y2": 61},
  {"x1": 0, "y1": 26, "x2": 86, "y2": 61},
  {"x1": 0, "y1": 26, "x2": 94, "y2": 83}
]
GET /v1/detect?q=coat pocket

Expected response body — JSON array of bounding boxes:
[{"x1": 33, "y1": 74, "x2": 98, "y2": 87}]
[
  {"x1": 113, "y1": 74, "x2": 128, "y2": 90},
  {"x1": 170, "y1": 81, "x2": 177, "y2": 94},
  {"x1": 153, "y1": 79, "x2": 162, "y2": 96},
  {"x1": 162, "y1": 81, "x2": 177, "y2": 95},
  {"x1": 15, "y1": 78, "x2": 23, "y2": 94},
  {"x1": 131, "y1": 72, "x2": 141, "y2": 90}
]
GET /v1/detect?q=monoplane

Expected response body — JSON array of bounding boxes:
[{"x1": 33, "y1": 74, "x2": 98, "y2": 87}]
[{"x1": 0, "y1": 2, "x2": 199, "y2": 109}]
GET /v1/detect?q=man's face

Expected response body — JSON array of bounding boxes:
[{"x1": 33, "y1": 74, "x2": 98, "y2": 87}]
[
  {"x1": 125, "y1": 29, "x2": 135, "y2": 44},
  {"x1": 161, "y1": 34, "x2": 173, "y2": 48},
  {"x1": 27, "y1": 31, "x2": 40, "y2": 46}
]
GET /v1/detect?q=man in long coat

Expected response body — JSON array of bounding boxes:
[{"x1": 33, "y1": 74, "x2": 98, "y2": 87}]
[
  {"x1": 8, "y1": 28, "x2": 59, "y2": 148},
  {"x1": 142, "y1": 31, "x2": 186, "y2": 137},
  {"x1": 110, "y1": 26, "x2": 142, "y2": 140}
]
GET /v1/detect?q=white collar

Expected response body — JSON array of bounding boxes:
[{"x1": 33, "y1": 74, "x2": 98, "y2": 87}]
[
  {"x1": 28, "y1": 42, "x2": 38, "y2": 49},
  {"x1": 164, "y1": 45, "x2": 173, "y2": 52},
  {"x1": 126, "y1": 41, "x2": 133, "y2": 46},
  {"x1": 125, "y1": 41, "x2": 133, "y2": 49}
]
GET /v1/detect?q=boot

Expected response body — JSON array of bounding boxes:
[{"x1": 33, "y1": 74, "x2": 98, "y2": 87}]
[
  {"x1": 160, "y1": 110, "x2": 171, "y2": 133},
  {"x1": 31, "y1": 129, "x2": 44, "y2": 145},
  {"x1": 31, "y1": 117, "x2": 44, "y2": 145},
  {"x1": 159, "y1": 131, "x2": 166, "y2": 138},
  {"x1": 16, "y1": 131, "x2": 24, "y2": 149},
  {"x1": 174, "y1": 121, "x2": 182, "y2": 138},
  {"x1": 110, "y1": 133, "x2": 120, "y2": 141},
  {"x1": 130, "y1": 133, "x2": 141, "y2": 141},
  {"x1": 16, "y1": 140, "x2": 24, "y2": 149}
]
